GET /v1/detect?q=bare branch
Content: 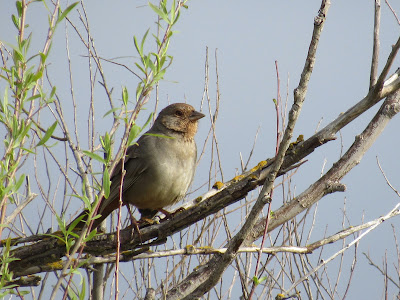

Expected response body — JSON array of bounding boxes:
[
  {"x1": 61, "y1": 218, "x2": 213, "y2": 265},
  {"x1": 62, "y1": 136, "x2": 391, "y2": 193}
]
[{"x1": 370, "y1": 0, "x2": 380, "y2": 89}]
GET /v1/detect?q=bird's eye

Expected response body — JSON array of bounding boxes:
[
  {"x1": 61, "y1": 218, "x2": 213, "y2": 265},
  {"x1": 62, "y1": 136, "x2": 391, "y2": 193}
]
[{"x1": 175, "y1": 110, "x2": 184, "y2": 117}]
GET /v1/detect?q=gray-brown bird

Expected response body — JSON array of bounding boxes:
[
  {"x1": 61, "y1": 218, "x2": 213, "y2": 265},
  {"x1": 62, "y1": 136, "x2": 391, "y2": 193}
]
[{"x1": 71, "y1": 103, "x2": 204, "y2": 230}]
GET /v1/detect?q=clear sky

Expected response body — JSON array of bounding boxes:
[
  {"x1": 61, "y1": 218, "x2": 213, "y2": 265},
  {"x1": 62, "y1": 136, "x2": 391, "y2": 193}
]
[{"x1": 1, "y1": 0, "x2": 400, "y2": 298}]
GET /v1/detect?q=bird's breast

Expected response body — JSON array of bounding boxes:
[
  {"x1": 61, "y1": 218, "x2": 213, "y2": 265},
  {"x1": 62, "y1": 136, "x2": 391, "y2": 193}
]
[{"x1": 126, "y1": 137, "x2": 197, "y2": 209}]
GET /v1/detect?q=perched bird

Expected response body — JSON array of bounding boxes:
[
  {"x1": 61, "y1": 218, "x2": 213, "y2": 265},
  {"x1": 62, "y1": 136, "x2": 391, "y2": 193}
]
[{"x1": 71, "y1": 103, "x2": 204, "y2": 230}]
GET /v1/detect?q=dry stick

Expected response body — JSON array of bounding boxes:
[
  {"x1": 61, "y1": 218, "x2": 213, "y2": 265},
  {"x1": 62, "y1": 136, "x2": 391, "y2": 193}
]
[
  {"x1": 165, "y1": 2, "x2": 330, "y2": 299},
  {"x1": 212, "y1": 49, "x2": 224, "y2": 182},
  {"x1": 79, "y1": 3, "x2": 106, "y2": 298},
  {"x1": 115, "y1": 145, "x2": 129, "y2": 300},
  {"x1": 393, "y1": 224, "x2": 400, "y2": 289},
  {"x1": 385, "y1": 0, "x2": 400, "y2": 25},
  {"x1": 363, "y1": 253, "x2": 400, "y2": 289},
  {"x1": 376, "y1": 157, "x2": 400, "y2": 197},
  {"x1": 249, "y1": 60, "x2": 282, "y2": 298},
  {"x1": 342, "y1": 242, "x2": 358, "y2": 299},
  {"x1": 370, "y1": 0, "x2": 381, "y2": 89}
]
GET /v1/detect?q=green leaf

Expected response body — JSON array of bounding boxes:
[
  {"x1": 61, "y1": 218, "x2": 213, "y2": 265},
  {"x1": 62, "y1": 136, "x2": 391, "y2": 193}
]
[
  {"x1": 142, "y1": 54, "x2": 149, "y2": 69},
  {"x1": 133, "y1": 36, "x2": 143, "y2": 59},
  {"x1": 11, "y1": 15, "x2": 19, "y2": 30},
  {"x1": 82, "y1": 150, "x2": 106, "y2": 164},
  {"x1": 128, "y1": 124, "x2": 141, "y2": 146},
  {"x1": 100, "y1": 135, "x2": 112, "y2": 163},
  {"x1": 20, "y1": 147, "x2": 35, "y2": 154},
  {"x1": 134, "y1": 62, "x2": 146, "y2": 76},
  {"x1": 153, "y1": 68, "x2": 166, "y2": 83},
  {"x1": 102, "y1": 168, "x2": 110, "y2": 198},
  {"x1": 170, "y1": 0, "x2": 176, "y2": 23},
  {"x1": 151, "y1": 52, "x2": 160, "y2": 71},
  {"x1": 149, "y1": 2, "x2": 170, "y2": 24},
  {"x1": 143, "y1": 112, "x2": 153, "y2": 130},
  {"x1": 252, "y1": 276, "x2": 260, "y2": 286},
  {"x1": 57, "y1": 2, "x2": 79, "y2": 25},
  {"x1": 103, "y1": 107, "x2": 120, "y2": 118},
  {"x1": 23, "y1": 33, "x2": 32, "y2": 55},
  {"x1": 172, "y1": 10, "x2": 181, "y2": 26},
  {"x1": 26, "y1": 94, "x2": 41, "y2": 102},
  {"x1": 50, "y1": 86, "x2": 56, "y2": 99},
  {"x1": 39, "y1": 52, "x2": 47, "y2": 64},
  {"x1": 16, "y1": 1, "x2": 22, "y2": 17},
  {"x1": 144, "y1": 133, "x2": 174, "y2": 139},
  {"x1": 12, "y1": 48, "x2": 24, "y2": 65},
  {"x1": 136, "y1": 83, "x2": 144, "y2": 101},
  {"x1": 147, "y1": 57, "x2": 156, "y2": 72},
  {"x1": 122, "y1": 86, "x2": 128, "y2": 107},
  {"x1": 141, "y1": 29, "x2": 150, "y2": 54},
  {"x1": 37, "y1": 121, "x2": 57, "y2": 146},
  {"x1": 258, "y1": 275, "x2": 268, "y2": 283}
]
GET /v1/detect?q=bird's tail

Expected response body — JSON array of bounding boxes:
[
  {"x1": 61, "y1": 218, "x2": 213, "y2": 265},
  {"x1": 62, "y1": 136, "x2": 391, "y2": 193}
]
[{"x1": 67, "y1": 196, "x2": 121, "y2": 231}]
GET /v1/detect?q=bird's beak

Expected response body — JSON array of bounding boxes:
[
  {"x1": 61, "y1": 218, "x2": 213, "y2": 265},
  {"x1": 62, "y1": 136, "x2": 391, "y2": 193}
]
[{"x1": 189, "y1": 110, "x2": 205, "y2": 121}]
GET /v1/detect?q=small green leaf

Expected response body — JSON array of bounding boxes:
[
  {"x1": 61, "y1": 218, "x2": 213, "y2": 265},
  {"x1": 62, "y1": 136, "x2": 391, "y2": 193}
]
[
  {"x1": 26, "y1": 94, "x2": 41, "y2": 102},
  {"x1": 149, "y1": 2, "x2": 170, "y2": 24},
  {"x1": 128, "y1": 124, "x2": 141, "y2": 146},
  {"x1": 153, "y1": 68, "x2": 166, "y2": 83},
  {"x1": 147, "y1": 57, "x2": 156, "y2": 72},
  {"x1": 172, "y1": 10, "x2": 181, "y2": 25},
  {"x1": 103, "y1": 107, "x2": 120, "y2": 118},
  {"x1": 67, "y1": 213, "x2": 86, "y2": 232},
  {"x1": 103, "y1": 168, "x2": 110, "y2": 199},
  {"x1": 258, "y1": 275, "x2": 268, "y2": 284},
  {"x1": 37, "y1": 121, "x2": 57, "y2": 146},
  {"x1": 122, "y1": 86, "x2": 129, "y2": 107},
  {"x1": 50, "y1": 86, "x2": 56, "y2": 99},
  {"x1": 57, "y1": 2, "x2": 79, "y2": 24},
  {"x1": 133, "y1": 36, "x2": 143, "y2": 59},
  {"x1": 16, "y1": 1, "x2": 22, "y2": 17},
  {"x1": 20, "y1": 147, "x2": 35, "y2": 154},
  {"x1": 252, "y1": 276, "x2": 260, "y2": 286},
  {"x1": 82, "y1": 150, "x2": 106, "y2": 164},
  {"x1": 141, "y1": 29, "x2": 150, "y2": 53},
  {"x1": 144, "y1": 133, "x2": 174, "y2": 139},
  {"x1": 11, "y1": 15, "x2": 19, "y2": 29},
  {"x1": 134, "y1": 62, "x2": 147, "y2": 76},
  {"x1": 143, "y1": 112, "x2": 153, "y2": 129},
  {"x1": 39, "y1": 52, "x2": 47, "y2": 64},
  {"x1": 170, "y1": 0, "x2": 176, "y2": 23},
  {"x1": 136, "y1": 83, "x2": 144, "y2": 101},
  {"x1": 84, "y1": 229, "x2": 98, "y2": 242},
  {"x1": 152, "y1": 52, "x2": 160, "y2": 71}
]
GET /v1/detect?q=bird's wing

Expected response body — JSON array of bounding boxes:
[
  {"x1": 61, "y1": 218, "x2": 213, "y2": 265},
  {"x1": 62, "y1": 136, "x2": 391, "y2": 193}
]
[{"x1": 99, "y1": 139, "x2": 148, "y2": 213}]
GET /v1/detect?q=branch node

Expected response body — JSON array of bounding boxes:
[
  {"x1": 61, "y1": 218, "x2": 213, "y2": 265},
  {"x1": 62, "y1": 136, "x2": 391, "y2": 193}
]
[{"x1": 325, "y1": 181, "x2": 346, "y2": 194}]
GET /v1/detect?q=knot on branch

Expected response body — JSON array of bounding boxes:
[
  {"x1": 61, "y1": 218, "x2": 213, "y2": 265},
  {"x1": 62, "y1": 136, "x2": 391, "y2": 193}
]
[
  {"x1": 314, "y1": 15, "x2": 325, "y2": 26},
  {"x1": 325, "y1": 181, "x2": 346, "y2": 194}
]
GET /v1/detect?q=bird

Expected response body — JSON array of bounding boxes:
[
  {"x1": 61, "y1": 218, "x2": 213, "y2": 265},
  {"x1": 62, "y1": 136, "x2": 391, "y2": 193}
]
[{"x1": 70, "y1": 103, "x2": 205, "y2": 230}]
